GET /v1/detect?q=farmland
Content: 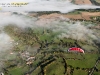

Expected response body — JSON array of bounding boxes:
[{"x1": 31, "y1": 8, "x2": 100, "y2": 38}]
[
  {"x1": 71, "y1": 0, "x2": 100, "y2": 5},
  {"x1": 72, "y1": 0, "x2": 92, "y2": 5},
  {"x1": 2, "y1": 19, "x2": 100, "y2": 75},
  {"x1": 0, "y1": 3, "x2": 100, "y2": 74}
]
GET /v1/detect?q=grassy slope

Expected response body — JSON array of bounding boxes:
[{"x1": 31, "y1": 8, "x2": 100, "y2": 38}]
[{"x1": 3, "y1": 20, "x2": 100, "y2": 75}]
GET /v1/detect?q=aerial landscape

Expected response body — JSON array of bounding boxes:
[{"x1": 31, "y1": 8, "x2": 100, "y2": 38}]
[{"x1": 0, "y1": 0, "x2": 100, "y2": 75}]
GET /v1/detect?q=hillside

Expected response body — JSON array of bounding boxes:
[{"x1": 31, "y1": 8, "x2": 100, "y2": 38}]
[
  {"x1": 0, "y1": 1, "x2": 100, "y2": 74},
  {"x1": 71, "y1": 0, "x2": 92, "y2": 5},
  {"x1": 28, "y1": 10, "x2": 100, "y2": 22},
  {"x1": 0, "y1": 9, "x2": 99, "y2": 75},
  {"x1": 71, "y1": 0, "x2": 100, "y2": 5},
  {"x1": 3, "y1": 23, "x2": 100, "y2": 75}
]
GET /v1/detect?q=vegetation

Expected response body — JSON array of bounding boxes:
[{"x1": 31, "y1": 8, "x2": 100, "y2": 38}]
[
  {"x1": 2, "y1": 23, "x2": 100, "y2": 75},
  {"x1": 68, "y1": 10, "x2": 81, "y2": 15},
  {"x1": 90, "y1": 0, "x2": 100, "y2": 5},
  {"x1": 1, "y1": 9, "x2": 100, "y2": 75},
  {"x1": 29, "y1": 11, "x2": 61, "y2": 16}
]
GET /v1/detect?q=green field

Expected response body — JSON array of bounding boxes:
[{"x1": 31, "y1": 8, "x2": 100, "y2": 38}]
[
  {"x1": 95, "y1": 0, "x2": 100, "y2": 3},
  {"x1": 2, "y1": 20, "x2": 100, "y2": 75}
]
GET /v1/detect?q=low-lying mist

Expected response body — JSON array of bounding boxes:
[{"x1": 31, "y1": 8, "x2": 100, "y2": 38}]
[
  {"x1": 0, "y1": 32, "x2": 13, "y2": 51},
  {"x1": 0, "y1": 0, "x2": 100, "y2": 71},
  {"x1": 0, "y1": 14, "x2": 34, "y2": 28},
  {"x1": 0, "y1": 12, "x2": 99, "y2": 70},
  {"x1": 0, "y1": 13, "x2": 99, "y2": 44},
  {"x1": 0, "y1": 0, "x2": 100, "y2": 13},
  {"x1": 0, "y1": 32, "x2": 14, "y2": 70}
]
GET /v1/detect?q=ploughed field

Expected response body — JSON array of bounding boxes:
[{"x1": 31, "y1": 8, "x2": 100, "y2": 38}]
[
  {"x1": 72, "y1": 0, "x2": 92, "y2": 5},
  {"x1": 29, "y1": 9, "x2": 100, "y2": 22},
  {"x1": 71, "y1": 0, "x2": 100, "y2": 5}
]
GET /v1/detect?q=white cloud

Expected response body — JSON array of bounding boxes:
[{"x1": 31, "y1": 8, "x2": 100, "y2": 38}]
[
  {"x1": 0, "y1": 32, "x2": 13, "y2": 51},
  {"x1": 0, "y1": 14, "x2": 34, "y2": 28},
  {"x1": 0, "y1": 0, "x2": 100, "y2": 13}
]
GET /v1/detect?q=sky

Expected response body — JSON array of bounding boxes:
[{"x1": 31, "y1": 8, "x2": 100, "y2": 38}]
[{"x1": 0, "y1": 0, "x2": 100, "y2": 13}]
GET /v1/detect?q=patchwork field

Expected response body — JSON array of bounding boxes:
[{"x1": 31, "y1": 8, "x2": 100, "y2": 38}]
[
  {"x1": 74, "y1": 0, "x2": 92, "y2": 5},
  {"x1": 1, "y1": 7, "x2": 100, "y2": 75},
  {"x1": 35, "y1": 11, "x2": 100, "y2": 21},
  {"x1": 3, "y1": 22, "x2": 100, "y2": 75}
]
